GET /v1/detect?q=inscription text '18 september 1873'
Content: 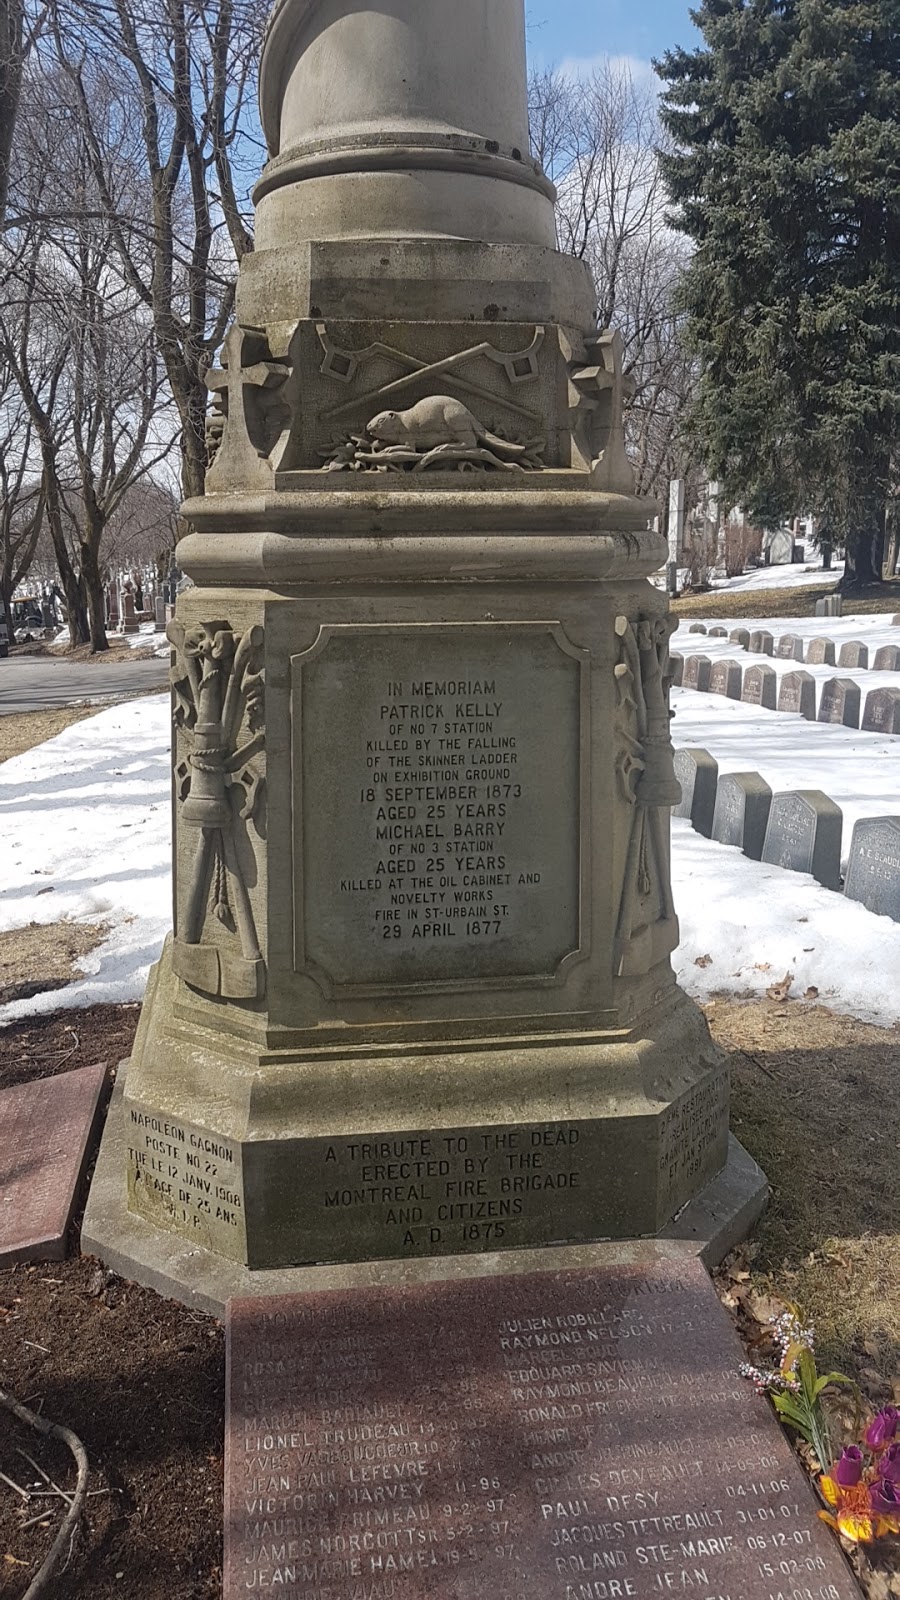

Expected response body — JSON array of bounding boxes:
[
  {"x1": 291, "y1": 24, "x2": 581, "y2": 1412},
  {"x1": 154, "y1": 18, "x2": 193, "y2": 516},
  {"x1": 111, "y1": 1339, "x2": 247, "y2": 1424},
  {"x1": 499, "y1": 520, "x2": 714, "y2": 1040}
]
[{"x1": 295, "y1": 626, "x2": 583, "y2": 987}]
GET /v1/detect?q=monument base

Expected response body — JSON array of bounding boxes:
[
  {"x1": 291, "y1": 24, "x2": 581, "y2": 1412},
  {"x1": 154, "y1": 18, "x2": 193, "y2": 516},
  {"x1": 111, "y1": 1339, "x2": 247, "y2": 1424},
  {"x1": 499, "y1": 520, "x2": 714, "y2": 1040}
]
[{"x1": 83, "y1": 1070, "x2": 767, "y2": 1317}]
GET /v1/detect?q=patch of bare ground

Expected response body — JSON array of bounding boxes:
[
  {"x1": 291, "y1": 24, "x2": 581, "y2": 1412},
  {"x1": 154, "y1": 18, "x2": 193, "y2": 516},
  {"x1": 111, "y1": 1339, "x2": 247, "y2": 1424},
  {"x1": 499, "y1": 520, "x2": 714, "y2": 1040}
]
[
  {"x1": 0, "y1": 923, "x2": 111, "y2": 1007},
  {"x1": 0, "y1": 1003, "x2": 139, "y2": 1090},
  {"x1": 673, "y1": 577, "x2": 899, "y2": 619},
  {"x1": 0, "y1": 706, "x2": 98, "y2": 764}
]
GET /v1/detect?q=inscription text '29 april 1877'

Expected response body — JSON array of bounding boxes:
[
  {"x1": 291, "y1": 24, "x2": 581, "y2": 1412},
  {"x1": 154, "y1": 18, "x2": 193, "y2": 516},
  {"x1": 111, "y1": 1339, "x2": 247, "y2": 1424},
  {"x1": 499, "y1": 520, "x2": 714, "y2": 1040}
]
[{"x1": 293, "y1": 625, "x2": 585, "y2": 989}]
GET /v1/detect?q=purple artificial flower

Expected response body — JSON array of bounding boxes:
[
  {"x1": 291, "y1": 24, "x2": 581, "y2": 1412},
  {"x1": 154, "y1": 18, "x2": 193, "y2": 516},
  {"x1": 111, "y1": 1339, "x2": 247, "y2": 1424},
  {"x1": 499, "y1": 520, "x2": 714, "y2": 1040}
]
[
  {"x1": 834, "y1": 1446, "x2": 863, "y2": 1486},
  {"x1": 865, "y1": 1405, "x2": 900, "y2": 1451},
  {"x1": 870, "y1": 1478, "x2": 900, "y2": 1517},
  {"x1": 880, "y1": 1441, "x2": 900, "y2": 1484}
]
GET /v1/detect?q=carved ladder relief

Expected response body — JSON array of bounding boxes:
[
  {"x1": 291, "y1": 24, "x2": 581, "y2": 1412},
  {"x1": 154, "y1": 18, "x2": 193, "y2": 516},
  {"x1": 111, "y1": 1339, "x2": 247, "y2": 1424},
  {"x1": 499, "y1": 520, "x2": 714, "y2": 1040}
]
[{"x1": 169, "y1": 620, "x2": 267, "y2": 1000}]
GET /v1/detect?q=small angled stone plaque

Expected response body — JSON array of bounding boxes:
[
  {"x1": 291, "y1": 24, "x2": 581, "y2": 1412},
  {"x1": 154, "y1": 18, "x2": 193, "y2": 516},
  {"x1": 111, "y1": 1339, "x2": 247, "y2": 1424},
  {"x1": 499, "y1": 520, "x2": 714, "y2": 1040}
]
[
  {"x1": 838, "y1": 640, "x2": 868, "y2": 670},
  {"x1": 807, "y1": 637, "x2": 836, "y2": 666},
  {"x1": 762, "y1": 790, "x2": 843, "y2": 890},
  {"x1": 748, "y1": 629, "x2": 774, "y2": 655},
  {"x1": 0, "y1": 1063, "x2": 107, "y2": 1265},
  {"x1": 863, "y1": 686, "x2": 900, "y2": 734},
  {"x1": 708, "y1": 625, "x2": 727, "y2": 637},
  {"x1": 709, "y1": 659, "x2": 742, "y2": 699},
  {"x1": 682, "y1": 654, "x2": 711, "y2": 692},
  {"x1": 712, "y1": 773, "x2": 772, "y2": 859},
  {"x1": 729, "y1": 627, "x2": 750, "y2": 649},
  {"x1": 874, "y1": 645, "x2": 900, "y2": 671},
  {"x1": 778, "y1": 670, "x2": 816, "y2": 720},
  {"x1": 818, "y1": 677, "x2": 860, "y2": 728},
  {"x1": 687, "y1": 622, "x2": 707, "y2": 633},
  {"x1": 776, "y1": 634, "x2": 804, "y2": 660},
  {"x1": 225, "y1": 1260, "x2": 862, "y2": 1600},
  {"x1": 673, "y1": 747, "x2": 718, "y2": 837},
  {"x1": 742, "y1": 663, "x2": 777, "y2": 710},
  {"x1": 669, "y1": 651, "x2": 684, "y2": 686},
  {"x1": 844, "y1": 817, "x2": 900, "y2": 921}
]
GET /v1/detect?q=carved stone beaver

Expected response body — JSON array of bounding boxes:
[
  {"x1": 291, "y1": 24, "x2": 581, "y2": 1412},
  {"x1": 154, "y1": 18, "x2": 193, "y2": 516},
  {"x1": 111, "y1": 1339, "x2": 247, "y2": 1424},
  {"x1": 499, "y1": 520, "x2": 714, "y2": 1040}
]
[{"x1": 367, "y1": 395, "x2": 527, "y2": 457}]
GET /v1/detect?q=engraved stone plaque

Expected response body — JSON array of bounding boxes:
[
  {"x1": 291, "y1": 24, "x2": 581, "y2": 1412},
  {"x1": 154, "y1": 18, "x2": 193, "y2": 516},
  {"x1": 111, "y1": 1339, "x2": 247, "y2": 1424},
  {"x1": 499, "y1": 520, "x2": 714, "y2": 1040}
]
[
  {"x1": 0, "y1": 1063, "x2": 107, "y2": 1265},
  {"x1": 125, "y1": 1101, "x2": 247, "y2": 1262},
  {"x1": 712, "y1": 773, "x2": 773, "y2": 860},
  {"x1": 293, "y1": 624, "x2": 586, "y2": 992},
  {"x1": 673, "y1": 747, "x2": 718, "y2": 837},
  {"x1": 863, "y1": 686, "x2": 900, "y2": 734},
  {"x1": 225, "y1": 1259, "x2": 862, "y2": 1600},
  {"x1": 844, "y1": 816, "x2": 900, "y2": 922},
  {"x1": 761, "y1": 791, "x2": 843, "y2": 890}
]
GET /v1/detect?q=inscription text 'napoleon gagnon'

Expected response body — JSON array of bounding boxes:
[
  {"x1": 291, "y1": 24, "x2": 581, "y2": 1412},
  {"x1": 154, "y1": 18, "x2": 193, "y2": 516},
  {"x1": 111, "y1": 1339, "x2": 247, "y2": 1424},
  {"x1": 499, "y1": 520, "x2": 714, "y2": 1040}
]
[{"x1": 294, "y1": 626, "x2": 584, "y2": 987}]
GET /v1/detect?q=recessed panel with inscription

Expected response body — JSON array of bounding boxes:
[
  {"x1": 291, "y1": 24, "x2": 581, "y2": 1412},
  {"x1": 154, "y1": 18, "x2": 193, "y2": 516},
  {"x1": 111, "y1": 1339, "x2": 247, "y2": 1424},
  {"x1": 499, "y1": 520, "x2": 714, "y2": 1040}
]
[{"x1": 294, "y1": 624, "x2": 585, "y2": 989}]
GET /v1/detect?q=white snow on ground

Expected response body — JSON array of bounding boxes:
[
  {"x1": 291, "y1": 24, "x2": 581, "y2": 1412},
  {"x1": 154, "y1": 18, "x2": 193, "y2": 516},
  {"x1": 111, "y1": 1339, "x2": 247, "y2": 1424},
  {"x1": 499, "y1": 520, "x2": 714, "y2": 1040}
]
[
  {"x1": 674, "y1": 608, "x2": 899, "y2": 650},
  {"x1": 0, "y1": 695, "x2": 171, "y2": 1022},
  {"x1": 701, "y1": 558, "x2": 845, "y2": 595},
  {"x1": 51, "y1": 622, "x2": 169, "y2": 657},
  {"x1": 671, "y1": 818, "x2": 900, "y2": 1027},
  {"x1": 1, "y1": 676, "x2": 899, "y2": 1030}
]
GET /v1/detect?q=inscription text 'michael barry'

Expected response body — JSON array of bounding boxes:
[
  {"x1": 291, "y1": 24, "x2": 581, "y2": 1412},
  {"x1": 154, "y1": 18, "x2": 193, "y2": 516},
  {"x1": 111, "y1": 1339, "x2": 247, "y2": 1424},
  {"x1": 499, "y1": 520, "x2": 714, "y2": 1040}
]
[{"x1": 293, "y1": 625, "x2": 585, "y2": 990}]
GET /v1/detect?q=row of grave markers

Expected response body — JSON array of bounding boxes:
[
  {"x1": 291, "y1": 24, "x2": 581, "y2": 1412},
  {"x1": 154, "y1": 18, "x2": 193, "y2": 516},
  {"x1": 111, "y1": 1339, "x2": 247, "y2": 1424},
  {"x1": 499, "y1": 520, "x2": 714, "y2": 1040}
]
[
  {"x1": 671, "y1": 650, "x2": 900, "y2": 732},
  {"x1": 686, "y1": 617, "x2": 900, "y2": 667},
  {"x1": 674, "y1": 747, "x2": 900, "y2": 920}
]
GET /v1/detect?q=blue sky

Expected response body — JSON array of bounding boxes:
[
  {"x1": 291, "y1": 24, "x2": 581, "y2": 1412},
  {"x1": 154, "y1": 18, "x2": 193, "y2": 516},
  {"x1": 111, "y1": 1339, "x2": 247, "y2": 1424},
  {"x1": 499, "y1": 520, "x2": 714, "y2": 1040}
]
[{"x1": 526, "y1": 0, "x2": 700, "y2": 73}]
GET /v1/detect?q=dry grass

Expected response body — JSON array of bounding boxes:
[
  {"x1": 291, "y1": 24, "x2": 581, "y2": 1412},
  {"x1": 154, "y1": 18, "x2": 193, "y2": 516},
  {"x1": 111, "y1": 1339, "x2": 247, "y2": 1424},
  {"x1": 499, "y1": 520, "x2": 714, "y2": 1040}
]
[
  {"x1": 0, "y1": 705, "x2": 99, "y2": 764},
  {"x1": 708, "y1": 998, "x2": 900, "y2": 1380},
  {"x1": 0, "y1": 920, "x2": 110, "y2": 1005},
  {"x1": 674, "y1": 578, "x2": 900, "y2": 620}
]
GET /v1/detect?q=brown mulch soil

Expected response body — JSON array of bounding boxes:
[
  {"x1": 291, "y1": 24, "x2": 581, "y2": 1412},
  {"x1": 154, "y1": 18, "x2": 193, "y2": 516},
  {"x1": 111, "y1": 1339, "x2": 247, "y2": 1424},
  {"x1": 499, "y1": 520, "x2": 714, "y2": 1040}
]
[
  {"x1": 1, "y1": 995, "x2": 899, "y2": 1595},
  {"x1": 0, "y1": 708, "x2": 100, "y2": 765},
  {"x1": 0, "y1": 924, "x2": 111, "y2": 1008}
]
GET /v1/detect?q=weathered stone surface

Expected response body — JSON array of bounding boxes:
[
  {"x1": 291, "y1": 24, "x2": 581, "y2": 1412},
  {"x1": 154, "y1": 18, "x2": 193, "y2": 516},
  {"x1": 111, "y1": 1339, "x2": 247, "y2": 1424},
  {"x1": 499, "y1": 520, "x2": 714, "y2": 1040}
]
[
  {"x1": 767, "y1": 527, "x2": 794, "y2": 564},
  {"x1": 873, "y1": 645, "x2": 900, "y2": 671},
  {"x1": 708, "y1": 658, "x2": 742, "y2": 700},
  {"x1": 838, "y1": 640, "x2": 869, "y2": 669},
  {"x1": 729, "y1": 627, "x2": 750, "y2": 649},
  {"x1": 762, "y1": 790, "x2": 843, "y2": 890},
  {"x1": 0, "y1": 1064, "x2": 107, "y2": 1265},
  {"x1": 807, "y1": 636, "x2": 836, "y2": 665},
  {"x1": 818, "y1": 676, "x2": 861, "y2": 728},
  {"x1": 776, "y1": 633, "x2": 804, "y2": 660},
  {"x1": 688, "y1": 622, "x2": 707, "y2": 633},
  {"x1": 742, "y1": 662, "x2": 777, "y2": 709},
  {"x1": 673, "y1": 747, "x2": 718, "y2": 837},
  {"x1": 863, "y1": 686, "x2": 900, "y2": 734},
  {"x1": 844, "y1": 817, "x2": 900, "y2": 921},
  {"x1": 708, "y1": 625, "x2": 727, "y2": 637},
  {"x1": 682, "y1": 653, "x2": 711, "y2": 692},
  {"x1": 712, "y1": 773, "x2": 773, "y2": 860},
  {"x1": 225, "y1": 1259, "x2": 861, "y2": 1600},
  {"x1": 669, "y1": 651, "x2": 684, "y2": 686},
  {"x1": 816, "y1": 595, "x2": 842, "y2": 617},
  {"x1": 892, "y1": 614, "x2": 900, "y2": 626},
  {"x1": 748, "y1": 629, "x2": 774, "y2": 655},
  {"x1": 778, "y1": 670, "x2": 817, "y2": 720}
]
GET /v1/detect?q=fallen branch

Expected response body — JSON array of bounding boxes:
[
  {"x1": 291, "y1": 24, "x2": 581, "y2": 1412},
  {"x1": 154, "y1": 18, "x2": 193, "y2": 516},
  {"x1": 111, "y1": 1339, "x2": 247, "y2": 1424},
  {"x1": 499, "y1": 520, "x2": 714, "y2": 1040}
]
[{"x1": 0, "y1": 1389, "x2": 88, "y2": 1600}]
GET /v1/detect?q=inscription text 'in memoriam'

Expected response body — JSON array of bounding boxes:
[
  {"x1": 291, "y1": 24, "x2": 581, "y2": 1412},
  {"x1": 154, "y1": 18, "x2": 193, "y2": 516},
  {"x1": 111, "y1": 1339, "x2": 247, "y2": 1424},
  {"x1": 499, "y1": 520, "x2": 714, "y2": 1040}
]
[
  {"x1": 225, "y1": 1260, "x2": 862, "y2": 1600},
  {"x1": 294, "y1": 625, "x2": 583, "y2": 987}
]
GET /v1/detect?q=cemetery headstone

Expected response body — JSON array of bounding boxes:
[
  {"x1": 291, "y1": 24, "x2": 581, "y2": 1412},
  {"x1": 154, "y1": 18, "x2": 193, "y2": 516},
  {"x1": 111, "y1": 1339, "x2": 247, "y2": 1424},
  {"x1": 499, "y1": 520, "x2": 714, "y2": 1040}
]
[
  {"x1": 0, "y1": 1064, "x2": 107, "y2": 1265},
  {"x1": 863, "y1": 686, "x2": 900, "y2": 734},
  {"x1": 766, "y1": 527, "x2": 793, "y2": 564},
  {"x1": 107, "y1": 585, "x2": 120, "y2": 629},
  {"x1": 682, "y1": 653, "x2": 711, "y2": 692},
  {"x1": 709, "y1": 658, "x2": 743, "y2": 699},
  {"x1": 873, "y1": 645, "x2": 900, "y2": 671},
  {"x1": 742, "y1": 662, "x2": 777, "y2": 709},
  {"x1": 729, "y1": 627, "x2": 750, "y2": 649},
  {"x1": 119, "y1": 581, "x2": 140, "y2": 635},
  {"x1": 673, "y1": 746, "x2": 718, "y2": 836},
  {"x1": 818, "y1": 676, "x2": 861, "y2": 728},
  {"x1": 708, "y1": 625, "x2": 727, "y2": 637},
  {"x1": 806, "y1": 636, "x2": 836, "y2": 666},
  {"x1": 892, "y1": 614, "x2": 900, "y2": 626},
  {"x1": 712, "y1": 772, "x2": 772, "y2": 859},
  {"x1": 815, "y1": 595, "x2": 842, "y2": 617},
  {"x1": 761, "y1": 790, "x2": 843, "y2": 890},
  {"x1": 748, "y1": 629, "x2": 774, "y2": 655},
  {"x1": 776, "y1": 633, "x2": 804, "y2": 660},
  {"x1": 154, "y1": 594, "x2": 167, "y2": 633},
  {"x1": 838, "y1": 640, "x2": 869, "y2": 669},
  {"x1": 844, "y1": 817, "x2": 900, "y2": 921},
  {"x1": 778, "y1": 669, "x2": 817, "y2": 721},
  {"x1": 225, "y1": 1260, "x2": 861, "y2": 1600},
  {"x1": 688, "y1": 622, "x2": 707, "y2": 634},
  {"x1": 669, "y1": 650, "x2": 684, "y2": 686}
]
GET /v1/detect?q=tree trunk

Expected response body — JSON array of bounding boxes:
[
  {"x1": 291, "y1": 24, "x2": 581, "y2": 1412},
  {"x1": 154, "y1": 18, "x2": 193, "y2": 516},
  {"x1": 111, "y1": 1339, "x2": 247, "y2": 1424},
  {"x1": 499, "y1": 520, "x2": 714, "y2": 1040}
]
[
  {"x1": 0, "y1": 0, "x2": 25, "y2": 225},
  {"x1": 840, "y1": 504, "x2": 887, "y2": 592},
  {"x1": 0, "y1": 573, "x2": 15, "y2": 644},
  {"x1": 81, "y1": 537, "x2": 108, "y2": 653},
  {"x1": 42, "y1": 456, "x2": 88, "y2": 646}
]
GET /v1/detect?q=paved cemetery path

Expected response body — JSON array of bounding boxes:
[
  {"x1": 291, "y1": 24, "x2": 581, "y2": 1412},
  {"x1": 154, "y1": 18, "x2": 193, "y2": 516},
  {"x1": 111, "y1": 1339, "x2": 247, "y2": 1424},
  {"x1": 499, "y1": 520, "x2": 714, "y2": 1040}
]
[{"x1": 0, "y1": 655, "x2": 167, "y2": 714}]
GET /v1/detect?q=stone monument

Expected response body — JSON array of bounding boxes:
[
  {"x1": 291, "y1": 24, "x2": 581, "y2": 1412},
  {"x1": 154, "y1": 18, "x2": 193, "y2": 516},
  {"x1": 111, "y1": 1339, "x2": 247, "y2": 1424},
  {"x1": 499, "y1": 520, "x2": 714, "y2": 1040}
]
[{"x1": 84, "y1": 0, "x2": 766, "y2": 1304}]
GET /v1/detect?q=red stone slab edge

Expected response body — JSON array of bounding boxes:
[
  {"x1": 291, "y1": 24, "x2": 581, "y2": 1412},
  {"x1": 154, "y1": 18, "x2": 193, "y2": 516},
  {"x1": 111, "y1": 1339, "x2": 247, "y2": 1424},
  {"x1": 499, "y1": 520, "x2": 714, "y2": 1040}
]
[
  {"x1": 225, "y1": 1257, "x2": 862, "y2": 1600},
  {"x1": 0, "y1": 1062, "x2": 109, "y2": 1266}
]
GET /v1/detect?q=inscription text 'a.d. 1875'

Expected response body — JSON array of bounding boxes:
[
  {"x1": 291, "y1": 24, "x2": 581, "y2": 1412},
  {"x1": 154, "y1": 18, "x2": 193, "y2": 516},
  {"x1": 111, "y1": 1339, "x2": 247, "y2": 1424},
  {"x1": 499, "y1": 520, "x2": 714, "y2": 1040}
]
[{"x1": 293, "y1": 624, "x2": 585, "y2": 989}]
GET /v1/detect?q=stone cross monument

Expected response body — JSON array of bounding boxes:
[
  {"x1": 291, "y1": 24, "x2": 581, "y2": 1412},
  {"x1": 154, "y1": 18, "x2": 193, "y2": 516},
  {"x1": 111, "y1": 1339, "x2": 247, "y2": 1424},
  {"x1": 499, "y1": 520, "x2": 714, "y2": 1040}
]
[{"x1": 85, "y1": 0, "x2": 766, "y2": 1304}]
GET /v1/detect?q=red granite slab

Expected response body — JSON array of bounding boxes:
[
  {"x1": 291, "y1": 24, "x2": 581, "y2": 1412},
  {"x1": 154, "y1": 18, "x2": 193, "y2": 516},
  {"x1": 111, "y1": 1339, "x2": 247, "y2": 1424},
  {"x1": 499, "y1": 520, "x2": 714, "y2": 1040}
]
[
  {"x1": 226, "y1": 1258, "x2": 861, "y2": 1600},
  {"x1": 0, "y1": 1062, "x2": 108, "y2": 1265}
]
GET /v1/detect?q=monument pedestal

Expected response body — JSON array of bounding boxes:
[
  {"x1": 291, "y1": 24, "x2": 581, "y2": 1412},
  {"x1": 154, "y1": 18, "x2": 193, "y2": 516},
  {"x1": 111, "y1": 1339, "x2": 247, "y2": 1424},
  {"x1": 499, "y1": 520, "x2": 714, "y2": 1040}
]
[{"x1": 84, "y1": 0, "x2": 768, "y2": 1305}]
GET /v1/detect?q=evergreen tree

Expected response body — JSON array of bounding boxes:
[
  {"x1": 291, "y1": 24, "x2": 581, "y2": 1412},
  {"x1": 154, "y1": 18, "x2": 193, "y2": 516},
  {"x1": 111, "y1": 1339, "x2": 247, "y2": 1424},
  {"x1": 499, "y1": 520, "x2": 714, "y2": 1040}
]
[{"x1": 657, "y1": 0, "x2": 900, "y2": 586}]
